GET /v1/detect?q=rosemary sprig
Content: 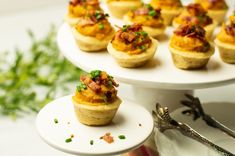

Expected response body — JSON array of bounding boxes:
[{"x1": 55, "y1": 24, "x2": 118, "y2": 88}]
[{"x1": 0, "y1": 25, "x2": 83, "y2": 119}]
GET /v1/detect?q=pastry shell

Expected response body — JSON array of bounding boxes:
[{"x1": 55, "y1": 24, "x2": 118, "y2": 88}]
[
  {"x1": 215, "y1": 39, "x2": 235, "y2": 64},
  {"x1": 72, "y1": 96, "x2": 122, "y2": 126},
  {"x1": 64, "y1": 14, "x2": 80, "y2": 26},
  {"x1": 107, "y1": 38, "x2": 158, "y2": 68},
  {"x1": 207, "y1": 9, "x2": 228, "y2": 25},
  {"x1": 72, "y1": 27, "x2": 115, "y2": 52},
  {"x1": 123, "y1": 15, "x2": 166, "y2": 38},
  {"x1": 169, "y1": 43, "x2": 215, "y2": 69},
  {"x1": 107, "y1": 1, "x2": 142, "y2": 19},
  {"x1": 161, "y1": 8, "x2": 182, "y2": 26}
]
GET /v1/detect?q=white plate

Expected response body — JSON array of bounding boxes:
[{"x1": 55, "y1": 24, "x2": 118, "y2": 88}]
[
  {"x1": 155, "y1": 102, "x2": 235, "y2": 156},
  {"x1": 57, "y1": 22, "x2": 235, "y2": 90},
  {"x1": 36, "y1": 95, "x2": 154, "y2": 156}
]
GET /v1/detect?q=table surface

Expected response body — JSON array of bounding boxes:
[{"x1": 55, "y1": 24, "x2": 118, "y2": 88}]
[{"x1": 0, "y1": 1, "x2": 235, "y2": 156}]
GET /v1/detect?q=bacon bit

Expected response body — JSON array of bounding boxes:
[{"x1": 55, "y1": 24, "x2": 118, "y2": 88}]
[
  {"x1": 225, "y1": 25, "x2": 235, "y2": 36},
  {"x1": 69, "y1": 0, "x2": 99, "y2": 6},
  {"x1": 186, "y1": 3, "x2": 207, "y2": 16},
  {"x1": 86, "y1": 0, "x2": 99, "y2": 5},
  {"x1": 70, "y1": 134, "x2": 74, "y2": 138},
  {"x1": 121, "y1": 32, "x2": 136, "y2": 43},
  {"x1": 81, "y1": 75, "x2": 101, "y2": 92},
  {"x1": 100, "y1": 133, "x2": 114, "y2": 144},
  {"x1": 77, "y1": 18, "x2": 96, "y2": 26}
]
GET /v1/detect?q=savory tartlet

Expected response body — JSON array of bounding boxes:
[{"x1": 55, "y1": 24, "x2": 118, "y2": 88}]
[
  {"x1": 172, "y1": 3, "x2": 217, "y2": 39},
  {"x1": 64, "y1": 0, "x2": 101, "y2": 26},
  {"x1": 106, "y1": 0, "x2": 142, "y2": 19},
  {"x1": 195, "y1": 0, "x2": 228, "y2": 24},
  {"x1": 169, "y1": 24, "x2": 215, "y2": 69},
  {"x1": 72, "y1": 70, "x2": 122, "y2": 126},
  {"x1": 215, "y1": 14, "x2": 235, "y2": 64},
  {"x1": 107, "y1": 24, "x2": 158, "y2": 68},
  {"x1": 123, "y1": 4, "x2": 166, "y2": 38},
  {"x1": 150, "y1": 0, "x2": 183, "y2": 26},
  {"x1": 72, "y1": 10, "x2": 115, "y2": 52}
]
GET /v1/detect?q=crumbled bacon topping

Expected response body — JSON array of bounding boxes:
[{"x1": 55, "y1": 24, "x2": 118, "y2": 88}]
[
  {"x1": 77, "y1": 10, "x2": 108, "y2": 26},
  {"x1": 100, "y1": 133, "x2": 114, "y2": 144},
  {"x1": 186, "y1": 3, "x2": 207, "y2": 16},
  {"x1": 225, "y1": 16, "x2": 235, "y2": 36},
  {"x1": 69, "y1": 0, "x2": 99, "y2": 6}
]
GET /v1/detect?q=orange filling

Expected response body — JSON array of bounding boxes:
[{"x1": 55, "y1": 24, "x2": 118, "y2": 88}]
[{"x1": 217, "y1": 16, "x2": 235, "y2": 44}]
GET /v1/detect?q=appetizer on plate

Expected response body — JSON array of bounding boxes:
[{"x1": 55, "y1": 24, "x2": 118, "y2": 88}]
[
  {"x1": 150, "y1": 0, "x2": 183, "y2": 26},
  {"x1": 169, "y1": 24, "x2": 215, "y2": 69},
  {"x1": 64, "y1": 0, "x2": 101, "y2": 26},
  {"x1": 72, "y1": 70, "x2": 122, "y2": 126},
  {"x1": 107, "y1": 24, "x2": 158, "y2": 68},
  {"x1": 215, "y1": 13, "x2": 235, "y2": 64},
  {"x1": 123, "y1": 4, "x2": 166, "y2": 38},
  {"x1": 194, "y1": 0, "x2": 228, "y2": 24},
  {"x1": 72, "y1": 10, "x2": 115, "y2": 52},
  {"x1": 106, "y1": 0, "x2": 142, "y2": 19},
  {"x1": 172, "y1": 3, "x2": 217, "y2": 39}
]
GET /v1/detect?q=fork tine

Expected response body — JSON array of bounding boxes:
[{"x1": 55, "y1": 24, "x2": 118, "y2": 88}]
[
  {"x1": 185, "y1": 94, "x2": 195, "y2": 101},
  {"x1": 181, "y1": 100, "x2": 194, "y2": 107}
]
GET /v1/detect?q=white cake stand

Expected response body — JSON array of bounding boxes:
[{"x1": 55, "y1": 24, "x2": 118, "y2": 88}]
[{"x1": 57, "y1": 23, "x2": 235, "y2": 112}]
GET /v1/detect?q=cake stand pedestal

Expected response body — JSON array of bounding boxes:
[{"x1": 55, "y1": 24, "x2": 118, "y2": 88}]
[{"x1": 57, "y1": 23, "x2": 235, "y2": 155}]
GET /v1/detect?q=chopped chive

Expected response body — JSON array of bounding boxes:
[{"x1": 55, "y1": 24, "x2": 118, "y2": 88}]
[
  {"x1": 99, "y1": 23, "x2": 104, "y2": 29},
  {"x1": 146, "y1": 4, "x2": 153, "y2": 10},
  {"x1": 90, "y1": 70, "x2": 101, "y2": 79},
  {"x1": 90, "y1": 140, "x2": 94, "y2": 145},
  {"x1": 104, "y1": 13, "x2": 109, "y2": 17},
  {"x1": 76, "y1": 82, "x2": 87, "y2": 92},
  {"x1": 54, "y1": 118, "x2": 58, "y2": 124},
  {"x1": 148, "y1": 10, "x2": 156, "y2": 17},
  {"x1": 122, "y1": 25, "x2": 130, "y2": 32},
  {"x1": 139, "y1": 45, "x2": 146, "y2": 50},
  {"x1": 118, "y1": 135, "x2": 126, "y2": 139},
  {"x1": 65, "y1": 138, "x2": 72, "y2": 143}
]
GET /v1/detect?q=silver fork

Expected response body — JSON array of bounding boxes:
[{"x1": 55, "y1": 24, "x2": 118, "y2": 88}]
[
  {"x1": 181, "y1": 94, "x2": 235, "y2": 139},
  {"x1": 152, "y1": 103, "x2": 235, "y2": 156}
]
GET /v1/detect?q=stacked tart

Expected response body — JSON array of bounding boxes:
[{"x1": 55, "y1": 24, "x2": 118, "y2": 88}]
[
  {"x1": 106, "y1": 0, "x2": 142, "y2": 19},
  {"x1": 194, "y1": 0, "x2": 228, "y2": 24},
  {"x1": 169, "y1": 24, "x2": 215, "y2": 69},
  {"x1": 215, "y1": 13, "x2": 235, "y2": 64},
  {"x1": 172, "y1": 3, "x2": 217, "y2": 39},
  {"x1": 72, "y1": 70, "x2": 122, "y2": 126},
  {"x1": 107, "y1": 24, "x2": 158, "y2": 68},
  {"x1": 150, "y1": 0, "x2": 183, "y2": 26},
  {"x1": 72, "y1": 10, "x2": 115, "y2": 52},
  {"x1": 65, "y1": 0, "x2": 101, "y2": 26},
  {"x1": 123, "y1": 4, "x2": 166, "y2": 38}
]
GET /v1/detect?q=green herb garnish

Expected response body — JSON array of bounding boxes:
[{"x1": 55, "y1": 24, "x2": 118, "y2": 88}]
[
  {"x1": 0, "y1": 26, "x2": 83, "y2": 119},
  {"x1": 148, "y1": 10, "x2": 156, "y2": 17},
  {"x1": 54, "y1": 118, "x2": 58, "y2": 124},
  {"x1": 118, "y1": 135, "x2": 126, "y2": 139},
  {"x1": 99, "y1": 23, "x2": 104, "y2": 29},
  {"x1": 90, "y1": 140, "x2": 94, "y2": 145},
  {"x1": 76, "y1": 82, "x2": 87, "y2": 92},
  {"x1": 95, "y1": 10, "x2": 103, "y2": 20},
  {"x1": 90, "y1": 70, "x2": 101, "y2": 79},
  {"x1": 146, "y1": 4, "x2": 153, "y2": 10},
  {"x1": 122, "y1": 25, "x2": 130, "y2": 32},
  {"x1": 65, "y1": 138, "x2": 72, "y2": 143},
  {"x1": 139, "y1": 45, "x2": 146, "y2": 50}
]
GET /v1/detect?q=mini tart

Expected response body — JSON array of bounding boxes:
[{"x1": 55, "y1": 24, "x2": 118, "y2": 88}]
[
  {"x1": 150, "y1": 0, "x2": 183, "y2": 26},
  {"x1": 64, "y1": 0, "x2": 101, "y2": 26},
  {"x1": 194, "y1": 0, "x2": 228, "y2": 24},
  {"x1": 107, "y1": 24, "x2": 158, "y2": 68},
  {"x1": 123, "y1": 5, "x2": 166, "y2": 38},
  {"x1": 72, "y1": 70, "x2": 122, "y2": 126},
  {"x1": 169, "y1": 24, "x2": 215, "y2": 69},
  {"x1": 172, "y1": 3, "x2": 217, "y2": 39},
  {"x1": 215, "y1": 15, "x2": 235, "y2": 63},
  {"x1": 107, "y1": 0, "x2": 142, "y2": 19},
  {"x1": 72, "y1": 11, "x2": 115, "y2": 52}
]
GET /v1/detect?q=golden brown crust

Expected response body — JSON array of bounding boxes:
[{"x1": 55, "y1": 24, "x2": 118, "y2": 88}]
[
  {"x1": 150, "y1": 0, "x2": 183, "y2": 10},
  {"x1": 194, "y1": 0, "x2": 228, "y2": 10}
]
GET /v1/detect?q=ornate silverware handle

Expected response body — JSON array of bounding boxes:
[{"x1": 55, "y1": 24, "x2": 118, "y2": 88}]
[
  {"x1": 204, "y1": 115, "x2": 235, "y2": 139},
  {"x1": 178, "y1": 123, "x2": 235, "y2": 156}
]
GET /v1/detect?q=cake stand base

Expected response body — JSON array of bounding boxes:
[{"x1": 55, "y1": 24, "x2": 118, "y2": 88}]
[{"x1": 119, "y1": 83, "x2": 194, "y2": 112}]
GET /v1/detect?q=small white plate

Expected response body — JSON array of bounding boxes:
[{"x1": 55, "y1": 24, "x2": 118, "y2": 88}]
[
  {"x1": 155, "y1": 102, "x2": 235, "y2": 156},
  {"x1": 36, "y1": 95, "x2": 154, "y2": 156}
]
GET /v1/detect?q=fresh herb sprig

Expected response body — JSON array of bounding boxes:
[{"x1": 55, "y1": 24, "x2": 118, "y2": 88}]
[{"x1": 0, "y1": 25, "x2": 83, "y2": 119}]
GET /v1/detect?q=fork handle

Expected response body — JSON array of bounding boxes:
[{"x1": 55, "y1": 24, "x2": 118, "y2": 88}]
[
  {"x1": 203, "y1": 115, "x2": 235, "y2": 139},
  {"x1": 177, "y1": 123, "x2": 235, "y2": 156}
]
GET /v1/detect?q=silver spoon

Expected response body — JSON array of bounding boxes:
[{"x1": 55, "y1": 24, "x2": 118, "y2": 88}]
[{"x1": 152, "y1": 103, "x2": 235, "y2": 156}]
